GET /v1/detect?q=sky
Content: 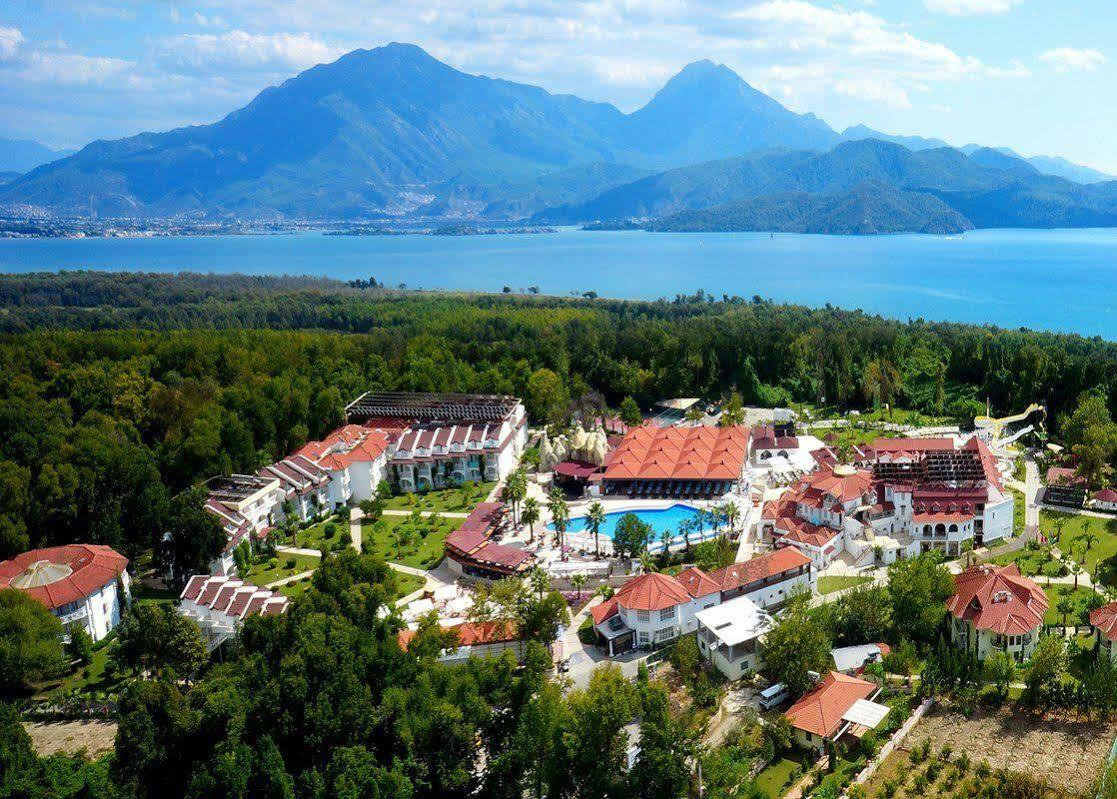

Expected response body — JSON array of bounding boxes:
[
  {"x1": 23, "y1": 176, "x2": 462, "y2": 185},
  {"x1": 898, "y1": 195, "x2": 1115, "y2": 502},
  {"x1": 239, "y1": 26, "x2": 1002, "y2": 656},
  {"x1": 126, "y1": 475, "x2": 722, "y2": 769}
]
[{"x1": 1, "y1": 0, "x2": 1114, "y2": 172}]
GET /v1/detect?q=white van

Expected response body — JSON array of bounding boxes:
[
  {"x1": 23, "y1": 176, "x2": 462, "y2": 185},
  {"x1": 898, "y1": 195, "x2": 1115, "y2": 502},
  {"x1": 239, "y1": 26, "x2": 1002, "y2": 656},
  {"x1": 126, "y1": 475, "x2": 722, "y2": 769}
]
[{"x1": 758, "y1": 682, "x2": 788, "y2": 710}]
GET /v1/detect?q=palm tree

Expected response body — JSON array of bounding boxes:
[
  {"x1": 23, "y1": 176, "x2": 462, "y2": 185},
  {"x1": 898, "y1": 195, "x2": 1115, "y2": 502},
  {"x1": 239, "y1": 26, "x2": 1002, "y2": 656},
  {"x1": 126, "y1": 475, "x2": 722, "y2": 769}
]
[
  {"x1": 529, "y1": 566, "x2": 549, "y2": 599},
  {"x1": 722, "y1": 502, "x2": 741, "y2": 535},
  {"x1": 679, "y1": 517, "x2": 693, "y2": 551},
  {"x1": 1070, "y1": 561, "x2": 1082, "y2": 590},
  {"x1": 586, "y1": 501, "x2": 606, "y2": 560},
  {"x1": 1056, "y1": 594, "x2": 1075, "y2": 629},
  {"x1": 1084, "y1": 530, "x2": 1100, "y2": 552},
  {"x1": 548, "y1": 486, "x2": 569, "y2": 559},
  {"x1": 571, "y1": 572, "x2": 587, "y2": 601},
  {"x1": 521, "y1": 497, "x2": 540, "y2": 545}
]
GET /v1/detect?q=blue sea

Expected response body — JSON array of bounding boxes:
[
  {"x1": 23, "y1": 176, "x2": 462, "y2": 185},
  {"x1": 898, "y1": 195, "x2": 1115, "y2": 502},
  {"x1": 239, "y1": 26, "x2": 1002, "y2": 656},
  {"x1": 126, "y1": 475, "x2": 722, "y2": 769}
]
[{"x1": 3, "y1": 227, "x2": 1117, "y2": 336}]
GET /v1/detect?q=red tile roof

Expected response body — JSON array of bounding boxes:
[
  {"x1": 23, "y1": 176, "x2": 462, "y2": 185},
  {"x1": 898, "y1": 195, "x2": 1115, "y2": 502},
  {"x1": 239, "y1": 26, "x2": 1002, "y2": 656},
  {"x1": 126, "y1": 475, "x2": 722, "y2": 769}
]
[
  {"x1": 775, "y1": 516, "x2": 840, "y2": 548},
  {"x1": 785, "y1": 671, "x2": 878, "y2": 739},
  {"x1": 1091, "y1": 602, "x2": 1117, "y2": 642},
  {"x1": 397, "y1": 620, "x2": 520, "y2": 651},
  {"x1": 1045, "y1": 466, "x2": 1085, "y2": 486},
  {"x1": 603, "y1": 425, "x2": 749, "y2": 482},
  {"x1": 612, "y1": 571, "x2": 696, "y2": 612},
  {"x1": 1096, "y1": 489, "x2": 1117, "y2": 503},
  {"x1": 591, "y1": 596, "x2": 620, "y2": 625},
  {"x1": 444, "y1": 503, "x2": 505, "y2": 554},
  {"x1": 801, "y1": 465, "x2": 874, "y2": 504},
  {"x1": 947, "y1": 564, "x2": 1047, "y2": 636},
  {"x1": 0, "y1": 544, "x2": 128, "y2": 610},
  {"x1": 675, "y1": 566, "x2": 721, "y2": 599},
  {"x1": 708, "y1": 548, "x2": 811, "y2": 591}
]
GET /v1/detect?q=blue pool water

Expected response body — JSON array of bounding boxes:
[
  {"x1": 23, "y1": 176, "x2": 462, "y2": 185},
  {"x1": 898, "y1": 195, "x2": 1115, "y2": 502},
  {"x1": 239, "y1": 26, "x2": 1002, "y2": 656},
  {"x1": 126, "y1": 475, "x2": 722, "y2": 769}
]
[{"x1": 552, "y1": 503, "x2": 704, "y2": 540}]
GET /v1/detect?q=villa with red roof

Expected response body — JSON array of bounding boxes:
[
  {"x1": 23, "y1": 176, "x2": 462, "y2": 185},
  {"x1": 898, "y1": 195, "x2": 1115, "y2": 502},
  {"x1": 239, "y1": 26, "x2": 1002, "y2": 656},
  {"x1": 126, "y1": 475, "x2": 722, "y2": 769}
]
[
  {"x1": 1089, "y1": 602, "x2": 1117, "y2": 663},
  {"x1": 601, "y1": 424, "x2": 749, "y2": 499},
  {"x1": 397, "y1": 620, "x2": 526, "y2": 663},
  {"x1": 0, "y1": 544, "x2": 131, "y2": 641},
  {"x1": 762, "y1": 436, "x2": 1014, "y2": 570},
  {"x1": 591, "y1": 548, "x2": 812, "y2": 656},
  {"x1": 947, "y1": 564, "x2": 1048, "y2": 661},
  {"x1": 784, "y1": 671, "x2": 887, "y2": 751}
]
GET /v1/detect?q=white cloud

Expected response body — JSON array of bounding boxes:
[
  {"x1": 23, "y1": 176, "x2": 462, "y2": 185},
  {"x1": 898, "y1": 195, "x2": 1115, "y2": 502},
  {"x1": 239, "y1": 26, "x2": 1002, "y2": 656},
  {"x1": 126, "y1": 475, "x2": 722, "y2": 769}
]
[
  {"x1": 923, "y1": 0, "x2": 1021, "y2": 14},
  {"x1": 13, "y1": 50, "x2": 136, "y2": 86},
  {"x1": 0, "y1": 27, "x2": 24, "y2": 62},
  {"x1": 158, "y1": 30, "x2": 342, "y2": 75},
  {"x1": 1039, "y1": 48, "x2": 1106, "y2": 73}
]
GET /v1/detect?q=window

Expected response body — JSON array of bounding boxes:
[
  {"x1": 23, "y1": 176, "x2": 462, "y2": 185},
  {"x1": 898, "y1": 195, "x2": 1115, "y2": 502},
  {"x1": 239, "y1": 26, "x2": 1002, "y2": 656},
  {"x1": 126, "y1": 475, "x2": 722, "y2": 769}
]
[
  {"x1": 637, "y1": 631, "x2": 650, "y2": 645},
  {"x1": 659, "y1": 607, "x2": 674, "y2": 622},
  {"x1": 637, "y1": 610, "x2": 650, "y2": 623}
]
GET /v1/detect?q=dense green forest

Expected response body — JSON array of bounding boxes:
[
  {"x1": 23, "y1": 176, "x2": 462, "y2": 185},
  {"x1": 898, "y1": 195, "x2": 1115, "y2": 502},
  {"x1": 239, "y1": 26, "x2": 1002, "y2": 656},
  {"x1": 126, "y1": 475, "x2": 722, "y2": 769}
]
[{"x1": 1, "y1": 270, "x2": 1115, "y2": 562}]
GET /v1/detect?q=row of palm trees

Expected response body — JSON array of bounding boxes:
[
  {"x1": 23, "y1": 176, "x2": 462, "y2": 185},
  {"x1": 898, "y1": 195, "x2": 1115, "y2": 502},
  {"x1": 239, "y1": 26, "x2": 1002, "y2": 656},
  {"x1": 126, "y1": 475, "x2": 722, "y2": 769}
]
[{"x1": 506, "y1": 477, "x2": 745, "y2": 563}]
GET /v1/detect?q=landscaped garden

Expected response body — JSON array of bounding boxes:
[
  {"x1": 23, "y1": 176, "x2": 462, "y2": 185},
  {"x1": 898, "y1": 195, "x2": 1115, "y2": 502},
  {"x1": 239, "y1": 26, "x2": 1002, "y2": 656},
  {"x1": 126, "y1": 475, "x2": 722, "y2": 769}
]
[
  {"x1": 361, "y1": 512, "x2": 459, "y2": 569},
  {"x1": 382, "y1": 481, "x2": 496, "y2": 514},
  {"x1": 1042, "y1": 583, "x2": 1104, "y2": 628},
  {"x1": 290, "y1": 513, "x2": 352, "y2": 553},
  {"x1": 1041, "y1": 510, "x2": 1117, "y2": 587},
  {"x1": 754, "y1": 753, "x2": 809, "y2": 799},
  {"x1": 992, "y1": 540, "x2": 1064, "y2": 578}
]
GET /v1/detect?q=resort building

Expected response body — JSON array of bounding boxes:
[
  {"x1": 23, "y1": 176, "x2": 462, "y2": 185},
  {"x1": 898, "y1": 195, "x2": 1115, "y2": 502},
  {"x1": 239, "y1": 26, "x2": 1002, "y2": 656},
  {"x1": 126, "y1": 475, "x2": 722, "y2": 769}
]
[
  {"x1": 600, "y1": 424, "x2": 750, "y2": 499},
  {"x1": 592, "y1": 550, "x2": 813, "y2": 656},
  {"x1": 784, "y1": 671, "x2": 888, "y2": 752},
  {"x1": 706, "y1": 547, "x2": 813, "y2": 608},
  {"x1": 762, "y1": 436, "x2": 1013, "y2": 569},
  {"x1": 0, "y1": 544, "x2": 130, "y2": 642},
  {"x1": 1089, "y1": 602, "x2": 1117, "y2": 663},
  {"x1": 257, "y1": 454, "x2": 332, "y2": 524},
  {"x1": 592, "y1": 569, "x2": 722, "y2": 655},
  {"x1": 946, "y1": 564, "x2": 1048, "y2": 661},
  {"x1": 178, "y1": 574, "x2": 289, "y2": 651},
  {"x1": 346, "y1": 392, "x2": 528, "y2": 492},
  {"x1": 444, "y1": 502, "x2": 535, "y2": 581},
  {"x1": 202, "y1": 474, "x2": 285, "y2": 574},
  {"x1": 397, "y1": 620, "x2": 526, "y2": 664},
  {"x1": 1043, "y1": 466, "x2": 1088, "y2": 509},
  {"x1": 695, "y1": 596, "x2": 773, "y2": 680}
]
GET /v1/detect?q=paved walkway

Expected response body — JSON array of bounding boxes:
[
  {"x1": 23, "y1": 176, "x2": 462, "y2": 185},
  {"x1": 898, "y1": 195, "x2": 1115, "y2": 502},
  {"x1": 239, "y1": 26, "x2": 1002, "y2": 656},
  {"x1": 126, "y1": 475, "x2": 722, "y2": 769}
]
[
  {"x1": 266, "y1": 570, "x2": 315, "y2": 589},
  {"x1": 275, "y1": 545, "x2": 324, "y2": 557},
  {"x1": 382, "y1": 508, "x2": 469, "y2": 518}
]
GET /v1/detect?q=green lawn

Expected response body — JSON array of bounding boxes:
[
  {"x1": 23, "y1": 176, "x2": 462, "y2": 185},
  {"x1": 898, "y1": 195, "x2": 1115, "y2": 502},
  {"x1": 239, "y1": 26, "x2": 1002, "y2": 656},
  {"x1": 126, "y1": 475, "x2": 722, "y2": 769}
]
[
  {"x1": 291, "y1": 514, "x2": 352, "y2": 553},
  {"x1": 382, "y1": 481, "x2": 496, "y2": 514},
  {"x1": 1042, "y1": 583, "x2": 1103, "y2": 628},
  {"x1": 393, "y1": 571, "x2": 426, "y2": 599},
  {"x1": 361, "y1": 513, "x2": 458, "y2": 569},
  {"x1": 240, "y1": 552, "x2": 321, "y2": 587},
  {"x1": 1041, "y1": 510, "x2": 1117, "y2": 587},
  {"x1": 817, "y1": 575, "x2": 871, "y2": 595},
  {"x1": 754, "y1": 755, "x2": 807, "y2": 799}
]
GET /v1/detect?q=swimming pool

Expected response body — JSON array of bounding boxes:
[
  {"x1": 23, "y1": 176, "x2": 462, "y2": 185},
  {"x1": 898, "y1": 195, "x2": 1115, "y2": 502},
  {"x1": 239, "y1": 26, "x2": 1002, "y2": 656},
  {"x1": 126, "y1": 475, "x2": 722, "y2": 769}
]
[{"x1": 551, "y1": 504, "x2": 705, "y2": 540}]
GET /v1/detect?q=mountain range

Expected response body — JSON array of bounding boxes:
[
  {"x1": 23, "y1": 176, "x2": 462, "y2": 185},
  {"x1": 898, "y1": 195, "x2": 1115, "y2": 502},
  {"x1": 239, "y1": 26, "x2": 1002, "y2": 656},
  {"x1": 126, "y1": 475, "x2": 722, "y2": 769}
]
[
  {"x1": 0, "y1": 137, "x2": 75, "y2": 174},
  {"x1": 1, "y1": 43, "x2": 1114, "y2": 235}
]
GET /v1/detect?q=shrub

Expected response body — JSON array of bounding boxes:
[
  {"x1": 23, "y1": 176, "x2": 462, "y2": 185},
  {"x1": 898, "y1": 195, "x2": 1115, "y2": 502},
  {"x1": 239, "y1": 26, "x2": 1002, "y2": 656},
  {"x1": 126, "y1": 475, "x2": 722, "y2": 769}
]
[{"x1": 285, "y1": 558, "x2": 296, "y2": 569}]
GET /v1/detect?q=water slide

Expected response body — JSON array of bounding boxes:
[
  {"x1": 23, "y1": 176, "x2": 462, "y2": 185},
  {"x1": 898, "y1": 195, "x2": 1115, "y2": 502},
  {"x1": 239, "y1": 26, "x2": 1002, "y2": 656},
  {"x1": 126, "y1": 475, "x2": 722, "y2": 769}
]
[{"x1": 974, "y1": 403, "x2": 1045, "y2": 443}]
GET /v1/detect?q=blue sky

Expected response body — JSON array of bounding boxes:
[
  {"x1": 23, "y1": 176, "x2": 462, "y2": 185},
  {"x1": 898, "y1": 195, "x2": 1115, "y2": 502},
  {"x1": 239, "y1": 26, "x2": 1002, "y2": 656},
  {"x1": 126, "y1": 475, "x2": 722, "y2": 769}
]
[{"x1": 2, "y1": 0, "x2": 1114, "y2": 172}]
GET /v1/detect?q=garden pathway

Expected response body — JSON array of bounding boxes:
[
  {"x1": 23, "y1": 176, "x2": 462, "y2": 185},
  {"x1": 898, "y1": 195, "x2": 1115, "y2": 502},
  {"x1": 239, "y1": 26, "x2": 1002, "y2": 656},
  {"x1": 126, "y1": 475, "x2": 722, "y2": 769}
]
[{"x1": 266, "y1": 570, "x2": 315, "y2": 589}]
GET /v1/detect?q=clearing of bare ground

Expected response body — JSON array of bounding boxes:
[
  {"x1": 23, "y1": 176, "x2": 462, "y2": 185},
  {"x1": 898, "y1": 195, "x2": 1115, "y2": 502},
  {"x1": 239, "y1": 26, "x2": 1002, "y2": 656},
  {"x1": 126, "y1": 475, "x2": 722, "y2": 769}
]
[
  {"x1": 864, "y1": 702, "x2": 1116, "y2": 798},
  {"x1": 23, "y1": 720, "x2": 118, "y2": 758}
]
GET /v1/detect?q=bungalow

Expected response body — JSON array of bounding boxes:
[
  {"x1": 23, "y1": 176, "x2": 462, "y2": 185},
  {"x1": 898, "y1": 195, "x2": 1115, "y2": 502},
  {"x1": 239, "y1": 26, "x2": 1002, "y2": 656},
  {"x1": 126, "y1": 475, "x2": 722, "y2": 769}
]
[
  {"x1": 707, "y1": 546, "x2": 813, "y2": 608},
  {"x1": 695, "y1": 596, "x2": 773, "y2": 680},
  {"x1": 784, "y1": 671, "x2": 888, "y2": 752},
  {"x1": 1093, "y1": 489, "x2": 1117, "y2": 513},
  {"x1": 947, "y1": 564, "x2": 1048, "y2": 661},
  {"x1": 1089, "y1": 602, "x2": 1117, "y2": 663}
]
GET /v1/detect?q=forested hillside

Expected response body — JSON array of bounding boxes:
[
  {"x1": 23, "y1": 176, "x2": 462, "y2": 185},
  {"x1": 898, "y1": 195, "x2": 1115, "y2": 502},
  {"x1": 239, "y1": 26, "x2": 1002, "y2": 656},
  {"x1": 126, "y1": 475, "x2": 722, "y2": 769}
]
[{"x1": 1, "y1": 270, "x2": 1115, "y2": 563}]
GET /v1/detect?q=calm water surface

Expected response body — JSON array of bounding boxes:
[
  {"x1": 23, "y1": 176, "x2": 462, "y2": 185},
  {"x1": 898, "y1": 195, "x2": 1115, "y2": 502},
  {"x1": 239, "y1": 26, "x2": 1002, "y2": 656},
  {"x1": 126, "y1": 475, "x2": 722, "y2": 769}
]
[{"x1": 3, "y1": 227, "x2": 1117, "y2": 336}]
